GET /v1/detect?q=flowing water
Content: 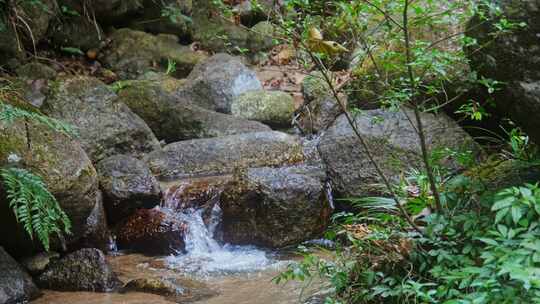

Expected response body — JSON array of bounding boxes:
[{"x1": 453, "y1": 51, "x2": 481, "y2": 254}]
[{"x1": 32, "y1": 179, "x2": 324, "y2": 304}]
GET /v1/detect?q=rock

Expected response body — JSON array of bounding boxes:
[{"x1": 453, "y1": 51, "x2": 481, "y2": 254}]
[
  {"x1": 123, "y1": 277, "x2": 217, "y2": 303},
  {"x1": 248, "y1": 21, "x2": 275, "y2": 52},
  {"x1": 193, "y1": 19, "x2": 250, "y2": 53},
  {"x1": 221, "y1": 166, "x2": 331, "y2": 248},
  {"x1": 115, "y1": 79, "x2": 270, "y2": 143},
  {"x1": 16, "y1": 62, "x2": 57, "y2": 80},
  {"x1": 467, "y1": 0, "x2": 540, "y2": 143},
  {"x1": 0, "y1": 25, "x2": 24, "y2": 66},
  {"x1": 0, "y1": 247, "x2": 40, "y2": 304},
  {"x1": 20, "y1": 252, "x2": 60, "y2": 276},
  {"x1": 163, "y1": 176, "x2": 231, "y2": 211},
  {"x1": 231, "y1": 90, "x2": 295, "y2": 128},
  {"x1": 57, "y1": 0, "x2": 143, "y2": 22},
  {"x1": 145, "y1": 131, "x2": 304, "y2": 180},
  {"x1": 116, "y1": 208, "x2": 187, "y2": 255},
  {"x1": 42, "y1": 76, "x2": 160, "y2": 163},
  {"x1": 97, "y1": 155, "x2": 161, "y2": 225},
  {"x1": 465, "y1": 159, "x2": 540, "y2": 194},
  {"x1": 318, "y1": 108, "x2": 481, "y2": 198},
  {"x1": 128, "y1": 0, "x2": 192, "y2": 41},
  {"x1": 182, "y1": 53, "x2": 262, "y2": 113},
  {"x1": 297, "y1": 72, "x2": 344, "y2": 133},
  {"x1": 100, "y1": 29, "x2": 207, "y2": 79},
  {"x1": 0, "y1": 109, "x2": 101, "y2": 256},
  {"x1": 17, "y1": 0, "x2": 57, "y2": 44},
  {"x1": 75, "y1": 194, "x2": 112, "y2": 252},
  {"x1": 49, "y1": 16, "x2": 103, "y2": 51},
  {"x1": 37, "y1": 248, "x2": 121, "y2": 292}
]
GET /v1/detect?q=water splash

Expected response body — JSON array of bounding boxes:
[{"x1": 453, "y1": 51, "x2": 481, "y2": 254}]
[{"x1": 164, "y1": 186, "x2": 280, "y2": 278}]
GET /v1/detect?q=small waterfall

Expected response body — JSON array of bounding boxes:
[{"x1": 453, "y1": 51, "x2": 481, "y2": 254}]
[{"x1": 162, "y1": 181, "x2": 277, "y2": 277}]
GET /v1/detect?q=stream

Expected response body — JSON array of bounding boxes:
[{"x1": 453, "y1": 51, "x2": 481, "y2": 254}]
[{"x1": 31, "y1": 180, "x2": 324, "y2": 304}]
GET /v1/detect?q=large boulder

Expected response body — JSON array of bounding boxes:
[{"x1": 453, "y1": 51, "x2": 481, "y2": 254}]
[
  {"x1": 221, "y1": 166, "x2": 332, "y2": 248},
  {"x1": 42, "y1": 76, "x2": 160, "y2": 163},
  {"x1": 182, "y1": 53, "x2": 262, "y2": 113},
  {"x1": 467, "y1": 0, "x2": 540, "y2": 143},
  {"x1": 231, "y1": 90, "x2": 295, "y2": 128},
  {"x1": 0, "y1": 247, "x2": 40, "y2": 304},
  {"x1": 318, "y1": 108, "x2": 481, "y2": 198},
  {"x1": 97, "y1": 155, "x2": 161, "y2": 225},
  {"x1": 115, "y1": 79, "x2": 270, "y2": 143},
  {"x1": 0, "y1": 111, "x2": 101, "y2": 256},
  {"x1": 48, "y1": 16, "x2": 103, "y2": 51},
  {"x1": 57, "y1": 0, "x2": 143, "y2": 22},
  {"x1": 100, "y1": 29, "x2": 207, "y2": 79},
  {"x1": 127, "y1": 0, "x2": 193, "y2": 41},
  {"x1": 145, "y1": 131, "x2": 304, "y2": 180},
  {"x1": 116, "y1": 208, "x2": 187, "y2": 255},
  {"x1": 37, "y1": 248, "x2": 121, "y2": 292}
]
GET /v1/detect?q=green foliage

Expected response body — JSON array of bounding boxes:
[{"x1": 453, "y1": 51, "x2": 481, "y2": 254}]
[
  {"x1": 1, "y1": 167, "x2": 71, "y2": 251},
  {"x1": 165, "y1": 58, "x2": 177, "y2": 76},
  {"x1": 60, "y1": 46, "x2": 84, "y2": 56},
  {"x1": 278, "y1": 180, "x2": 540, "y2": 303}
]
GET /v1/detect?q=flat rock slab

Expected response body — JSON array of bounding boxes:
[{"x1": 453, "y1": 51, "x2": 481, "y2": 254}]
[{"x1": 145, "y1": 131, "x2": 304, "y2": 180}]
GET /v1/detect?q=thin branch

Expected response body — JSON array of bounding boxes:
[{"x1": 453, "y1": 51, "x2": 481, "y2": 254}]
[{"x1": 403, "y1": 0, "x2": 443, "y2": 213}]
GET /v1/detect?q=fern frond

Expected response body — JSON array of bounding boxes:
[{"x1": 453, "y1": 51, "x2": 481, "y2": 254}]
[
  {"x1": 0, "y1": 102, "x2": 78, "y2": 137},
  {"x1": 1, "y1": 167, "x2": 71, "y2": 251}
]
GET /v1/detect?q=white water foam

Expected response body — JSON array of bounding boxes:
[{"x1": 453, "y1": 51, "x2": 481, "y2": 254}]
[{"x1": 166, "y1": 205, "x2": 282, "y2": 277}]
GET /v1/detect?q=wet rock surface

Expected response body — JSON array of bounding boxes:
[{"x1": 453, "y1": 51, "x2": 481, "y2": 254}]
[
  {"x1": 117, "y1": 208, "x2": 187, "y2": 255},
  {"x1": 319, "y1": 108, "x2": 481, "y2": 198},
  {"x1": 123, "y1": 277, "x2": 217, "y2": 303},
  {"x1": 97, "y1": 155, "x2": 161, "y2": 225},
  {"x1": 221, "y1": 166, "x2": 331, "y2": 248},
  {"x1": 145, "y1": 131, "x2": 304, "y2": 180},
  {"x1": 20, "y1": 252, "x2": 60, "y2": 276},
  {"x1": 0, "y1": 247, "x2": 40, "y2": 304},
  {"x1": 37, "y1": 248, "x2": 121, "y2": 292},
  {"x1": 42, "y1": 76, "x2": 160, "y2": 163}
]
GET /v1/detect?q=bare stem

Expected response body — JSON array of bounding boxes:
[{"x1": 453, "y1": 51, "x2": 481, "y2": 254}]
[{"x1": 402, "y1": 0, "x2": 443, "y2": 213}]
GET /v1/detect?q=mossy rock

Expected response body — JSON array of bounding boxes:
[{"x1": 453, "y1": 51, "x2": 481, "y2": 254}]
[
  {"x1": 0, "y1": 116, "x2": 100, "y2": 257},
  {"x1": 115, "y1": 79, "x2": 270, "y2": 143},
  {"x1": 100, "y1": 28, "x2": 207, "y2": 79},
  {"x1": 231, "y1": 90, "x2": 295, "y2": 127}
]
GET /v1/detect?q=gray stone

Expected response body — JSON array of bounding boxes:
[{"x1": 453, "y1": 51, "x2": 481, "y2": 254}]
[
  {"x1": 97, "y1": 155, "x2": 161, "y2": 224},
  {"x1": 115, "y1": 79, "x2": 271, "y2": 143},
  {"x1": 42, "y1": 76, "x2": 160, "y2": 163},
  {"x1": 49, "y1": 16, "x2": 103, "y2": 51},
  {"x1": 0, "y1": 247, "x2": 40, "y2": 304},
  {"x1": 145, "y1": 131, "x2": 305, "y2": 180},
  {"x1": 318, "y1": 108, "x2": 481, "y2": 198},
  {"x1": 182, "y1": 53, "x2": 262, "y2": 113},
  {"x1": 467, "y1": 0, "x2": 540, "y2": 143},
  {"x1": 221, "y1": 166, "x2": 331, "y2": 248},
  {"x1": 37, "y1": 248, "x2": 121, "y2": 292}
]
